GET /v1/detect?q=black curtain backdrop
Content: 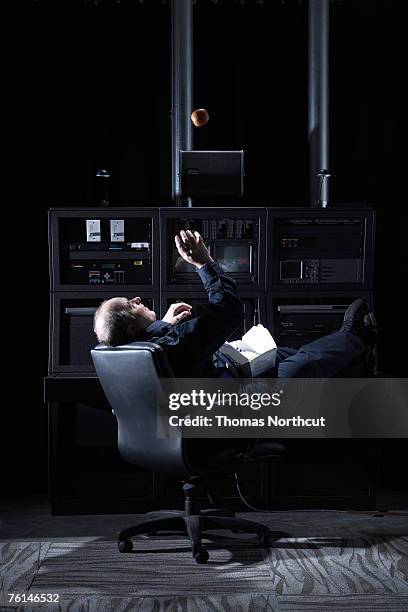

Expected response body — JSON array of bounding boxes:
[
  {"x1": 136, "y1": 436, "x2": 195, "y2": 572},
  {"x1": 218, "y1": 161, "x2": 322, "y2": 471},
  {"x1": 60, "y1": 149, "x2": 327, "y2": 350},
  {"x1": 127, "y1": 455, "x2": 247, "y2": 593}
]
[{"x1": 8, "y1": 0, "x2": 404, "y2": 494}]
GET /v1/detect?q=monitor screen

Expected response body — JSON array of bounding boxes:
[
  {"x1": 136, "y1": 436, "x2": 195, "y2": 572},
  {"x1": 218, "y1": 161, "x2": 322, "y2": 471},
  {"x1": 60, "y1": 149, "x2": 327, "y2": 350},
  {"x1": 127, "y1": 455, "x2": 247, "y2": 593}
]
[
  {"x1": 171, "y1": 244, "x2": 252, "y2": 276},
  {"x1": 174, "y1": 252, "x2": 196, "y2": 274},
  {"x1": 215, "y1": 245, "x2": 252, "y2": 273}
]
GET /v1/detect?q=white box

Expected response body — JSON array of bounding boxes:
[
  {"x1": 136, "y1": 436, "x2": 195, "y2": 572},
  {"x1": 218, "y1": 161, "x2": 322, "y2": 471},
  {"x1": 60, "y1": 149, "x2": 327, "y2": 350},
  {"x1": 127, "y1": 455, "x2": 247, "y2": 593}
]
[
  {"x1": 110, "y1": 219, "x2": 125, "y2": 242},
  {"x1": 86, "y1": 219, "x2": 101, "y2": 242}
]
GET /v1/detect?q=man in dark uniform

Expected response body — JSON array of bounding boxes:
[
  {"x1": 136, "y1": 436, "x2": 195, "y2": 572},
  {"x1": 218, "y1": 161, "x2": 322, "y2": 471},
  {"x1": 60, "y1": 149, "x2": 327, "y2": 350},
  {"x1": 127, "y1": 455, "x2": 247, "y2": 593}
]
[{"x1": 94, "y1": 230, "x2": 374, "y2": 378}]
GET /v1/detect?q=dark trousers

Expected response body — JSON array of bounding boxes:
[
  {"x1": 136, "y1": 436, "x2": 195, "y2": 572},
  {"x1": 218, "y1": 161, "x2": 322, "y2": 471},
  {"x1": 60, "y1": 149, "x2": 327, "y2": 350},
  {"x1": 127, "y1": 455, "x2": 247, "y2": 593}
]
[{"x1": 273, "y1": 330, "x2": 366, "y2": 378}]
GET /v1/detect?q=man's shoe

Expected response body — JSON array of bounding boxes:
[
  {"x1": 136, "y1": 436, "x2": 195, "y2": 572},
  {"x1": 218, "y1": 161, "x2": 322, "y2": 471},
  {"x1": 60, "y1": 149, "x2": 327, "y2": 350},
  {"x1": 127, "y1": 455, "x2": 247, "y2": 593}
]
[
  {"x1": 341, "y1": 299, "x2": 379, "y2": 374},
  {"x1": 340, "y1": 298, "x2": 371, "y2": 340}
]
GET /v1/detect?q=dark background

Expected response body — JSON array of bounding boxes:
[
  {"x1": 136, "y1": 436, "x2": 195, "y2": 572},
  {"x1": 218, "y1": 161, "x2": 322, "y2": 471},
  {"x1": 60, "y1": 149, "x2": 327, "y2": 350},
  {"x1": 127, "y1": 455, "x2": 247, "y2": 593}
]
[{"x1": 7, "y1": 0, "x2": 404, "y2": 495}]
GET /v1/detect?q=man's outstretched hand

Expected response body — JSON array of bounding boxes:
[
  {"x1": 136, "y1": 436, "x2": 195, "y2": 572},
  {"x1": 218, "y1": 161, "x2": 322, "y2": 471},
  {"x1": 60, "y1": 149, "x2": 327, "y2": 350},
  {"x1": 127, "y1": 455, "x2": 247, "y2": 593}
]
[
  {"x1": 174, "y1": 230, "x2": 213, "y2": 269},
  {"x1": 162, "y1": 302, "x2": 192, "y2": 325}
]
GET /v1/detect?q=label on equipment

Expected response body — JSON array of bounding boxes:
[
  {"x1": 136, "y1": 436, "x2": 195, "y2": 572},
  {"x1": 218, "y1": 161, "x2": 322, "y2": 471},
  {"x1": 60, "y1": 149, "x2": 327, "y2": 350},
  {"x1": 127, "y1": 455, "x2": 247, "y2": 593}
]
[
  {"x1": 131, "y1": 242, "x2": 150, "y2": 250},
  {"x1": 86, "y1": 220, "x2": 101, "y2": 242},
  {"x1": 110, "y1": 219, "x2": 125, "y2": 242}
]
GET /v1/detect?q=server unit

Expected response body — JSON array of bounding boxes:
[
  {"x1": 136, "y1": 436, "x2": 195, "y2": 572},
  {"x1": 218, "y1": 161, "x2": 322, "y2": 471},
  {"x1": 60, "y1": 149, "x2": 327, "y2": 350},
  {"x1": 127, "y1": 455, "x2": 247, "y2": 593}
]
[
  {"x1": 50, "y1": 291, "x2": 159, "y2": 372},
  {"x1": 266, "y1": 208, "x2": 375, "y2": 292},
  {"x1": 48, "y1": 208, "x2": 160, "y2": 373},
  {"x1": 47, "y1": 208, "x2": 162, "y2": 513},
  {"x1": 265, "y1": 207, "x2": 375, "y2": 347},
  {"x1": 266, "y1": 292, "x2": 373, "y2": 349},
  {"x1": 160, "y1": 207, "x2": 266, "y2": 292},
  {"x1": 49, "y1": 208, "x2": 160, "y2": 292},
  {"x1": 46, "y1": 205, "x2": 378, "y2": 515}
]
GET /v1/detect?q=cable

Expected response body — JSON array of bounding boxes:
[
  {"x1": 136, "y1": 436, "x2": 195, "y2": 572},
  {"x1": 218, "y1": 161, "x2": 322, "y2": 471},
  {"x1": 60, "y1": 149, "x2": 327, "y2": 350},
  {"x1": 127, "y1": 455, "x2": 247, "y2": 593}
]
[
  {"x1": 234, "y1": 472, "x2": 408, "y2": 516},
  {"x1": 234, "y1": 472, "x2": 271, "y2": 512},
  {"x1": 233, "y1": 472, "x2": 347, "y2": 513}
]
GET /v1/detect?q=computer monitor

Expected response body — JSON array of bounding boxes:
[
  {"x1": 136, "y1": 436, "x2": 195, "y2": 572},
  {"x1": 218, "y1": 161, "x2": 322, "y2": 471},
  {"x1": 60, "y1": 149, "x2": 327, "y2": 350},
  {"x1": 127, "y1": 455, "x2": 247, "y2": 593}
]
[
  {"x1": 163, "y1": 212, "x2": 263, "y2": 289},
  {"x1": 213, "y1": 243, "x2": 252, "y2": 274}
]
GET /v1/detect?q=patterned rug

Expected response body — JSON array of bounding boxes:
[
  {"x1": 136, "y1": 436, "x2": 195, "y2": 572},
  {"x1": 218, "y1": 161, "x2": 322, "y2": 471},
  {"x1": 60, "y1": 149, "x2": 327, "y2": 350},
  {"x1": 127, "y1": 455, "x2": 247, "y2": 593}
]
[{"x1": 1, "y1": 535, "x2": 408, "y2": 610}]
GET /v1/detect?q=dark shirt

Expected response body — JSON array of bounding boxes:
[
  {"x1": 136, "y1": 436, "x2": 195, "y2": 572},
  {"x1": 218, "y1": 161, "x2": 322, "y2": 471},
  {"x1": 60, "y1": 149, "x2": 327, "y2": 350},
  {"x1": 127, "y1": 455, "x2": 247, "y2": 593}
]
[{"x1": 138, "y1": 261, "x2": 244, "y2": 377}]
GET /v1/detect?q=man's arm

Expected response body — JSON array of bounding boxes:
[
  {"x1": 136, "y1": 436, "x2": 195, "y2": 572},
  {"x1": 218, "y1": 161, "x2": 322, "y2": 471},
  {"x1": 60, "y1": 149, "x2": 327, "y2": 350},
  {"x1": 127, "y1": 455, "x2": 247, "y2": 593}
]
[{"x1": 157, "y1": 231, "x2": 244, "y2": 365}]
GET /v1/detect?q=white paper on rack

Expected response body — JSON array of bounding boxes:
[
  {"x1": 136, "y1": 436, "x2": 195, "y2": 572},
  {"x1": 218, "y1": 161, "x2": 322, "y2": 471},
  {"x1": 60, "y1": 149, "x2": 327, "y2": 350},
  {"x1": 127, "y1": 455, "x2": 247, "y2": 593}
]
[
  {"x1": 240, "y1": 351, "x2": 259, "y2": 362},
  {"x1": 241, "y1": 324, "x2": 277, "y2": 354},
  {"x1": 228, "y1": 340, "x2": 255, "y2": 352},
  {"x1": 227, "y1": 340, "x2": 259, "y2": 361}
]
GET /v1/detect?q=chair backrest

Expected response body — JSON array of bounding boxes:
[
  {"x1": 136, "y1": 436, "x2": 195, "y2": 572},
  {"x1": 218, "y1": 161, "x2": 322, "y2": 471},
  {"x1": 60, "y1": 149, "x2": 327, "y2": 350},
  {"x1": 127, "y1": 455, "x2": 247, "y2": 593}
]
[{"x1": 91, "y1": 342, "x2": 187, "y2": 474}]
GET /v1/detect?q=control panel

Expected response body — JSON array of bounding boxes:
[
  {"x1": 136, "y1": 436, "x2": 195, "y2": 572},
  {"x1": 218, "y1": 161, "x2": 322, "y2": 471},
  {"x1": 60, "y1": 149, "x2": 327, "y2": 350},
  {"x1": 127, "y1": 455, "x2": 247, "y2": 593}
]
[
  {"x1": 48, "y1": 207, "x2": 374, "y2": 373},
  {"x1": 271, "y1": 216, "x2": 370, "y2": 287},
  {"x1": 269, "y1": 298, "x2": 369, "y2": 349},
  {"x1": 165, "y1": 214, "x2": 261, "y2": 287},
  {"x1": 49, "y1": 210, "x2": 158, "y2": 290},
  {"x1": 68, "y1": 241, "x2": 151, "y2": 286}
]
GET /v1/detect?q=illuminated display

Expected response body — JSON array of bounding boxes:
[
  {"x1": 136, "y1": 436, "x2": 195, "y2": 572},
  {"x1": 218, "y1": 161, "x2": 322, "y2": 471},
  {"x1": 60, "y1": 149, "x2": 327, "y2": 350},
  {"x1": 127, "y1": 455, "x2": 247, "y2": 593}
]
[{"x1": 216, "y1": 245, "x2": 252, "y2": 273}]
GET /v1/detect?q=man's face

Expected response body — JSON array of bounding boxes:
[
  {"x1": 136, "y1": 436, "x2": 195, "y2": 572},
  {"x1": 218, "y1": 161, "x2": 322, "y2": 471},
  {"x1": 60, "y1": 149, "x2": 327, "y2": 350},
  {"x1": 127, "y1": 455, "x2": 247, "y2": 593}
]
[
  {"x1": 127, "y1": 296, "x2": 157, "y2": 327},
  {"x1": 96, "y1": 296, "x2": 156, "y2": 336}
]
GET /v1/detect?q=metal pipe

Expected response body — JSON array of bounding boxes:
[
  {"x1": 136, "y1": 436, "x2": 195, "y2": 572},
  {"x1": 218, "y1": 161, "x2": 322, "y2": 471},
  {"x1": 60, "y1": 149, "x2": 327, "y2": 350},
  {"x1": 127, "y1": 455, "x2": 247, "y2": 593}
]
[
  {"x1": 308, "y1": 0, "x2": 330, "y2": 207},
  {"x1": 171, "y1": 0, "x2": 193, "y2": 207}
]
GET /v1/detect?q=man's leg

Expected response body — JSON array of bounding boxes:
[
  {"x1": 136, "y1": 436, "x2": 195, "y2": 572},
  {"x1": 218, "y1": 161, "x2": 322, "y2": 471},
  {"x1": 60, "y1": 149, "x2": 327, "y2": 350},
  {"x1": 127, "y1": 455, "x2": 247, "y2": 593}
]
[
  {"x1": 256, "y1": 346, "x2": 298, "y2": 378},
  {"x1": 276, "y1": 330, "x2": 366, "y2": 378},
  {"x1": 275, "y1": 347, "x2": 299, "y2": 362}
]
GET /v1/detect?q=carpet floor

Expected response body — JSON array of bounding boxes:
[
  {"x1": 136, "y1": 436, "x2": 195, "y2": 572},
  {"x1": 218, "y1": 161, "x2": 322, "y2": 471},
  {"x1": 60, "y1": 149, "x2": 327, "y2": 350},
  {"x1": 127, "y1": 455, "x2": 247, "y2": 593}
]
[{"x1": 1, "y1": 507, "x2": 408, "y2": 611}]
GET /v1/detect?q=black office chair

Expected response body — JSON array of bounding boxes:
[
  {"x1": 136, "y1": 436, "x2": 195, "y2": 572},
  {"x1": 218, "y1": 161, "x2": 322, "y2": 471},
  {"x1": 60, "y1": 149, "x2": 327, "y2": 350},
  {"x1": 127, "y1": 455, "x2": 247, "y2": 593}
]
[{"x1": 92, "y1": 342, "x2": 284, "y2": 564}]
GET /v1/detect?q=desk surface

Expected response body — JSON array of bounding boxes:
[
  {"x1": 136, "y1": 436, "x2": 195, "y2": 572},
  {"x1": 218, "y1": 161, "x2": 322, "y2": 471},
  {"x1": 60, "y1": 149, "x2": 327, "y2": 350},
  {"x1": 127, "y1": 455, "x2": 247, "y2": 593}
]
[{"x1": 44, "y1": 373, "x2": 105, "y2": 402}]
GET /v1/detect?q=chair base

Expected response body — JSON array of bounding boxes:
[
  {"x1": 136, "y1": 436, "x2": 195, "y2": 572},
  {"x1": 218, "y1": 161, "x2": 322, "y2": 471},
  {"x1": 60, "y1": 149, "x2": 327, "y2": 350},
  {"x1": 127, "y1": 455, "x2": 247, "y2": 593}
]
[{"x1": 118, "y1": 508, "x2": 270, "y2": 564}]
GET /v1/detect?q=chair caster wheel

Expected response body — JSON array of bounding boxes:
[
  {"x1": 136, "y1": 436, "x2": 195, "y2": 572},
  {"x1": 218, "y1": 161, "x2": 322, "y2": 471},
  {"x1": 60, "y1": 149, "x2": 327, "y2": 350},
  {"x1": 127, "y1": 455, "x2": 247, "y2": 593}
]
[
  {"x1": 194, "y1": 549, "x2": 209, "y2": 564},
  {"x1": 118, "y1": 539, "x2": 133, "y2": 553}
]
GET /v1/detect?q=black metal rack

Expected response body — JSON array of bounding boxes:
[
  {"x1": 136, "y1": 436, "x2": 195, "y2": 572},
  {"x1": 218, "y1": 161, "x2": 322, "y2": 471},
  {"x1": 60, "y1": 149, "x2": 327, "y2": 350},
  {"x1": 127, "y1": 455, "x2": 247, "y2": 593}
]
[{"x1": 45, "y1": 205, "x2": 384, "y2": 515}]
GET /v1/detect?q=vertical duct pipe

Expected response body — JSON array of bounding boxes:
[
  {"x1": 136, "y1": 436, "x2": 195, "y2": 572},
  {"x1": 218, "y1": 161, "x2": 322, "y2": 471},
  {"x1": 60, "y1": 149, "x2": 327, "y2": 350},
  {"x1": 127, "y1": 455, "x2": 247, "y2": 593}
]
[
  {"x1": 308, "y1": 0, "x2": 330, "y2": 207},
  {"x1": 171, "y1": 0, "x2": 193, "y2": 207}
]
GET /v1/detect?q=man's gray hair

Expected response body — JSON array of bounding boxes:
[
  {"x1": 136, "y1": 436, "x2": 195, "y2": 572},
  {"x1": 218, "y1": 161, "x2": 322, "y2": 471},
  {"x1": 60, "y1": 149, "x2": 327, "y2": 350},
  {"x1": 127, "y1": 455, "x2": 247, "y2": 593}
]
[{"x1": 94, "y1": 299, "x2": 141, "y2": 346}]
